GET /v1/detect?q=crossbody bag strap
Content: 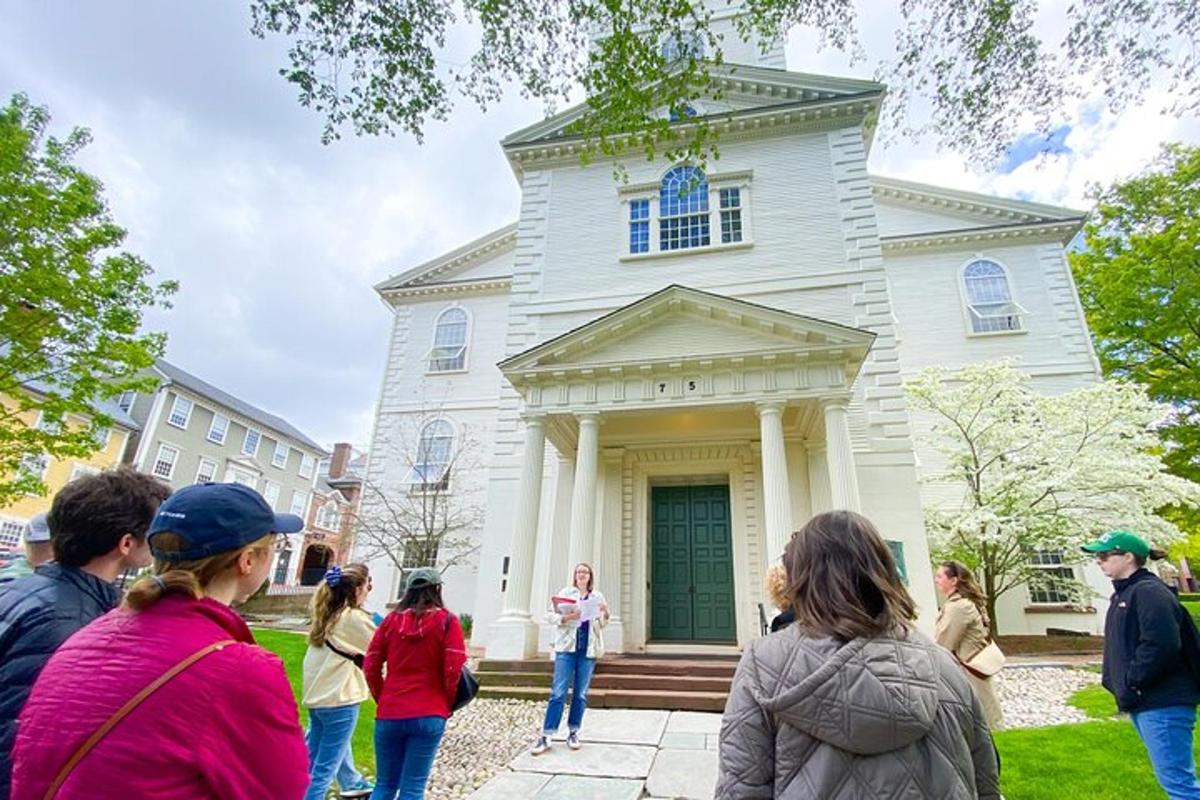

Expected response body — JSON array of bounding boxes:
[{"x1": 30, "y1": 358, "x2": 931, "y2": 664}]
[
  {"x1": 325, "y1": 639, "x2": 364, "y2": 668},
  {"x1": 43, "y1": 638, "x2": 237, "y2": 800}
]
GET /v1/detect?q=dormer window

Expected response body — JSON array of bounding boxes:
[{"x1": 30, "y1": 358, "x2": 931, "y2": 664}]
[{"x1": 620, "y1": 167, "x2": 753, "y2": 260}]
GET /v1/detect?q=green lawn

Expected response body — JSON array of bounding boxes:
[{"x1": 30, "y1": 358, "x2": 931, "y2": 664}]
[
  {"x1": 255, "y1": 628, "x2": 378, "y2": 775},
  {"x1": 1066, "y1": 682, "x2": 1119, "y2": 719}
]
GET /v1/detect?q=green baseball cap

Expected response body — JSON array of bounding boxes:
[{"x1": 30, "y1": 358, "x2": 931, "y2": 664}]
[
  {"x1": 404, "y1": 567, "x2": 443, "y2": 591},
  {"x1": 1080, "y1": 531, "x2": 1151, "y2": 559}
]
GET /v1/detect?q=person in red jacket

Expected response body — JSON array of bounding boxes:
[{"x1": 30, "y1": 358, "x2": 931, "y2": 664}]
[
  {"x1": 364, "y1": 567, "x2": 466, "y2": 800},
  {"x1": 10, "y1": 482, "x2": 309, "y2": 800}
]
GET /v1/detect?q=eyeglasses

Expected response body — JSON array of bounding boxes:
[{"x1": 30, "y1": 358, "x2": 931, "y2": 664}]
[{"x1": 1095, "y1": 551, "x2": 1127, "y2": 562}]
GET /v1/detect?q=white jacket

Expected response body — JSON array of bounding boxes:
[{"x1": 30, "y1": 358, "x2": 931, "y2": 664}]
[{"x1": 545, "y1": 586, "x2": 609, "y2": 659}]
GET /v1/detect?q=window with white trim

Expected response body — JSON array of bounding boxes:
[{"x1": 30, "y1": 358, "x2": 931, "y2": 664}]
[
  {"x1": 208, "y1": 414, "x2": 229, "y2": 444},
  {"x1": 404, "y1": 420, "x2": 454, "y2": 491},
  {"x1": 719, "y1": 188, "x2": 743, "y2": 244},
  {"x1": 117, "y1": 391, "x2": 137, "y2": 412},
  {"x1": 167, "y1": 396, "x2": 193, "y2": 429},
  {"x1": 19, "y1": 453, "x2": 49, "y2": 482},
  {"x1": 195, "y1": 457, "x2": 218, "y2": 484},
  {"x1": 262, "y1": 480, "x2": 281, "y2": 510},
  {"x1": 622, "y1": 167, "x2": 751, "y2": 258},
  {"x1": 271, "y1": 441, "x2": 289, "y2": 469},
  {"x1": 316, "y1": 501, "x2": 341, "y2": 531},
  {"x1": 659, "y1": 166, "x2": 710, "y2": 251},
  {"x1": 629, "y1": 199, "x2": 650, "y2": 254},
  {"x1": 92, "y1": 426, "x2": 111, "y2": 450},
  {"x1": 152, "y1": 444, "x2": 180, "y2": 480},
  {"x1": 227, "y1": 468, "x2": 257, "y2": 488},
  {"x1": 1028, "y1": 550, "x2": 1077, "y2": 604},
  {"x1": 242, "y1": 428, "x2": 261, "y2": 457},
  {"x1": 0, "y1": 518, "x2": 25, "y2": 549},
  {"x1": 69, "y1": 463, "x2": 100, "y2": 483},
  {"x1": 318, "y1": 457, "x2": 331, "y2": 477},
  {"x1": 403, "y1": 540, "x2": 440, "y2": 569},
  {"x1": 963, "y1": 259, "x2": 1026, "y2": 333},
  {"x1": 428, "y1": 307, "x2": 469, "y2": 372},
  {"x1": 299, "y1": 453, "x2": 315, "y2": 479},
  {"x1": 289, "y1": 490, "x2": 310, "y2": 517}
]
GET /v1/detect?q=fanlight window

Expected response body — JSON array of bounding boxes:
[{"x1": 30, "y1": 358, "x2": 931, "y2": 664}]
[
  {"x1": 405, "y1": 420, "x2": 454, "y2": 492},
  {"x1": 963, "y1": 260, "x2": 1025, "y2": 333},
  {"x1": 428, "y1": 308, "x2": 468, "y2": 372},
  {"x1": 659, "y1": 166, "x2": 710, "y2": 251}
]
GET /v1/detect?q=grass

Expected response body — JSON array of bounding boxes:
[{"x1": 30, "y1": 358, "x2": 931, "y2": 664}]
[
  {"x1": 1066, "y1": 682, "x2": 1119, "y2": 719},
  {"x1": 255, "y1": 628, "x2": 378, "y2": 775},
  {"x1": 1183, "y1": 601, "x2": 1200, "y2": 629}
]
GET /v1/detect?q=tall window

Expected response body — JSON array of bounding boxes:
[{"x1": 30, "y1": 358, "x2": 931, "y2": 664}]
[
  {"x1": 1029, "y1": 550, "x2": 1076, "y2": 604},
  {"x1": 167, "y1": 396, "x2": 193, "y2": 429},
  {"x1": 208, "y1": 413, "x2": 230, "y2": 444},
  {"x1": 719, "y1": 188, "x2": 742, "y2": 244},
  {"x1": 152, "y1": 444, "x2": 180, "y2": 480},
  {"x1": 963, "y1": 259, "x2": 1024, "y2": 333},
  {"x1": 299, "y1": 453, "x2": 316, "y2": 479},
  {"x1": 272, "y1": 441, "x2": 290, "y2": 469},
  {"x1": 195, "y1": 457, "x2": 218, "y2": 484},
  {"x1": 242, "y1": 428, "x2": 261, "y2": 457},
  {"x1": 262, "y1": 480, "x2": 281, "y2": 510},
  {"x1": 629, "y1": 199, "x2": 650, "y2": 254},
  {"x1": 428, "y1": 308, "x2": 468, "y2": 372},
  {"x1": 406, "y1": 420, "x2": 454, "y2": 491},
  {"x1": 289, "y1": 490, "x2": 310, "y2": 517},
  {"x1": 316, "y1": 501, "x2": 341, "y2": 531},
  {"x1": 273, "y1": 545, "x2": 292, "y2": 585},
  {"x1": 659, "y1": 166, "x2": 710, "y2": 251}
]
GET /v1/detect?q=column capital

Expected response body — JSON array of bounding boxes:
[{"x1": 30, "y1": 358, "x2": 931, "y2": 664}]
[
  {"x1": 520, "y1": 412, "x2": 547, "y2": 427},
  {"x1": 575, "y1": 411, "x2": 602, "y2": 425},
  {"x1": 755, "y1": 400, "x2": 787, "y2": 417},
  {"x1": 602, "y1": 446, "x2": 625, "y2": 463},
  {"x1": 819, "y1": 394, "x2": 853, "y2": 411}
]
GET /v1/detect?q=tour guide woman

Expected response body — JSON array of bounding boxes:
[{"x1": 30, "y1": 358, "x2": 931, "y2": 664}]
[{"x1": 531, "y1": 562, "x2": 609, "y2": 755}]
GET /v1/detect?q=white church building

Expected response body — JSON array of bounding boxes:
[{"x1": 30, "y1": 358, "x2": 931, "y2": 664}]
[{"x1": 360, "y1": 5, "x2": 1112, "y2": 658}]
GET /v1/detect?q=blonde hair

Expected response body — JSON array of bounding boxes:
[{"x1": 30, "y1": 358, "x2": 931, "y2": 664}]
[
  {"x1": 765, "y1": 563, "x2": 791, "y2": 610},
  {"x1": 308, "y1": 563, "x2": 369, "y2": 647},
  {"x1": 124, "y1": 533, "x2": 275, "y2": 611}
]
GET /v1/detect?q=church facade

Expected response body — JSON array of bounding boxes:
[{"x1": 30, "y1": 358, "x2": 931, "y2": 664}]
[{"x1": 361, "y1": 8, "x2": 1110, "y2": 657}]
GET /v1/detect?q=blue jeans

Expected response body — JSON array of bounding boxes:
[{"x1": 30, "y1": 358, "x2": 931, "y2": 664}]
[
  {"x1": 541, "y1": 649, "x2": 597, "y2": 735},
  {"x1": 1131, "y1": 705, "x2": 1200, "y2": 800},
  {"x1": 370, "y1": 716, "x2": 447, "y2": 800},
  {"x1": 304, "y1": 704, "x2": 366, "y2": 800}
]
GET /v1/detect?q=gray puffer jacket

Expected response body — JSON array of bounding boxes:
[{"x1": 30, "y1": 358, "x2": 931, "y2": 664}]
[{"x1": 716, "y1": 625, "x2": 1001, "y2": 799}]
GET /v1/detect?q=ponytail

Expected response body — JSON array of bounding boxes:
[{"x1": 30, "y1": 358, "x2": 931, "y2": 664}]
[
  {"x1": 124, "y1": 532, "x2": 275, "y2": 612},
  {"x1": 309, "y1": 563, "x2": 369, "y2": 647}
]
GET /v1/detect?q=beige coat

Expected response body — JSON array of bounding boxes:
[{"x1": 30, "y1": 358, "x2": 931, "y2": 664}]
[
  {"x1": 935, "y1": 594, "x2": 1004, "y2": 729},
  {"x1": 301, "y1": 607, "x2": 377, "y2": 708},
  {"x1": 545, "y1": 586, "x2": 609, "y2": 658}
]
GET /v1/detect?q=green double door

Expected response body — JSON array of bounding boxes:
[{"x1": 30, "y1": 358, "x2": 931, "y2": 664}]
[{"x1": 650, "y1": 484, "x2": 736, "y2": 642}]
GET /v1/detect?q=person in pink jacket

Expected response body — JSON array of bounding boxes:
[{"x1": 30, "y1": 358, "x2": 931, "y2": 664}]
[{"x1": 10, "y1": 482, "x2": 309, "y2": 800}]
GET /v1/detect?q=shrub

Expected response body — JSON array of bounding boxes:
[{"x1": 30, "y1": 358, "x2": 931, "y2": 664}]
[{"x1": 459, "y1": 612, "x2": 473, "y2": 639}]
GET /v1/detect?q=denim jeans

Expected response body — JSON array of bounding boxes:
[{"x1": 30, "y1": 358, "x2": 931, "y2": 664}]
[
  {"x1": 304, "y1": 704, "x2": 365, "y2": 800},
  {"x1": 541, "y1": 649, "x2": 597, "y2": 735},
  {"x1": 370, "y1": 716, "x2": 447, "y2": 800},
  {"x1": 1131, "y1": 705, "x2": 1200, "y2": 800}
]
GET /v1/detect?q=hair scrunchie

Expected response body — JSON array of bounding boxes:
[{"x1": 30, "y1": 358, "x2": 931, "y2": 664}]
[
  {"x1": 151, "y1": 575, "x2": 168, "y2": 591},
  {"x1": 324, "y1": 565, "x2": 343, "y2": 587}
]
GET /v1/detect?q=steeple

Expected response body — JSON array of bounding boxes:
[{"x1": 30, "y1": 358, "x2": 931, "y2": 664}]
[{"x1": 695, "y1": 0, "x2": 786, "y2": 69}]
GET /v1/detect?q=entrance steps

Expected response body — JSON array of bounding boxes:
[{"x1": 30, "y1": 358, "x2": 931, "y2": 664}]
[{"x1": 476, "y1": 654, "x2": 739, "y2": 712}]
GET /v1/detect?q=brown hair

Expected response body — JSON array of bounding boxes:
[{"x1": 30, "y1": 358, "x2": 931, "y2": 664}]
[
  {"x1": 764, "y1": 563, "x2": 791, "y2": 610},
  {"x1": 398, "y1": 583, "x2": 444, "y2": 614},
  {"x1": 573, "y1": 562, "x2": 594, "y2": 593},
  {"x1": 938, "y1": 560, "x2": 990, "y2": 629},
  {"x1": 49, "y1": 467, "x2": 171, "y2": 567},
  {"x1": 124, "y1": 532, "x2": 275, "y2": 611},
  {"x1": 784, "y1": 510, "x2": 916, "y2": 640},
  {"x1": 308, "y1": 563, "x2": 370, "y2": 647}
]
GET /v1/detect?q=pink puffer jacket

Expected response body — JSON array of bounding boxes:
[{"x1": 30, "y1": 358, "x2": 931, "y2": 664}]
[{"x1": 11, "y1": 595, "x2": 308, "y2": 800}]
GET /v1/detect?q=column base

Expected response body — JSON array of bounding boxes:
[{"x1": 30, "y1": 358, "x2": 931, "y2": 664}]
[
  {"x1": 486, "y1": 614, "x2": 540, "y2": 660},
  {"x1": 603, "y1": 619, "x2": 626, "y2": 654}
]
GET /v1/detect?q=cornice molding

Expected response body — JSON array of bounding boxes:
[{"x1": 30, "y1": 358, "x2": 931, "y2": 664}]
[
  {"x1": 374, "y1": 224, "x2": 517, "y2": 293},
  {"x1": 379, "y1": 277, "x2": 513, "y2": 303},
  {"x1": 880, "y1": 219, "x2": 1083, "y2": 253}
]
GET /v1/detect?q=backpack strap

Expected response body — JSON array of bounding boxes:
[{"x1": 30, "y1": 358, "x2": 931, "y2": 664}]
[{"x1": 43, "y1": 638, "x2": 237, "y2": 800}]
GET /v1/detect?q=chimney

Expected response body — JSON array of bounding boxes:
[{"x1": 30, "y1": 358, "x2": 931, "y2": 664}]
[{"x1": 330, "y1": 442, "x2": 353, "y2": 479}]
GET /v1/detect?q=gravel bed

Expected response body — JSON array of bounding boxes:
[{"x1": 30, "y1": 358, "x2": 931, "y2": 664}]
[
  {"x1": 425, "y1": 698, "x2": 543, "y2": 799},
  {"x1": 995, "y1": 666, "x2": 1102, "y2": 729}
]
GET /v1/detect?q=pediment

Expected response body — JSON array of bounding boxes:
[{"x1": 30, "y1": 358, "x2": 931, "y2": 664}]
[
  {"x1": 871, "y1": 176, "x2": 1085, "y2": 236},
  {"x1": 501, "y1": 285, "x2": 874, "y2": 379},
  {"x1": 375, "y1": 223, "x2": 517, "y2": 294}
]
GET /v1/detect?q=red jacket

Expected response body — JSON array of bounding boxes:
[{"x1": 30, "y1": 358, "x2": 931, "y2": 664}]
[
  {"x1": 11, "y1": 596, "x2": 308, "y2": 800},
  {"x1": 365, "y1": 607, "x2": 466, "y2": 720}
]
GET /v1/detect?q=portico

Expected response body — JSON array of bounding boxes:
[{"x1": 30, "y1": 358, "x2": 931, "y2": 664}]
[{"x1": 486, "y1": 285, "x2": 875, "y2": 660}]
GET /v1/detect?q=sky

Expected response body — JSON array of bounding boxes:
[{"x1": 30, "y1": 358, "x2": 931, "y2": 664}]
[{"x1": 3, "y1": 1, "x2": 1197, "y2": 450}]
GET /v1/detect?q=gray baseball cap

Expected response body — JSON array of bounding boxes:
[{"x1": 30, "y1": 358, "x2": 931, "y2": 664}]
[{"x1": 23, "y1": 513, "x2": 50, "y2": 544}]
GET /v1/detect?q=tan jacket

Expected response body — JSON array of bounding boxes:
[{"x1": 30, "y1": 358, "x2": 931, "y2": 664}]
[
  {"x1": 716, "y1": 626, "x2": 1000, "y2": 799},
  {"x1": 302, "y1": 607, "x2": 377, "y2": 708},
  {"x1": 936, "y1": 594, "x2": 1004, "y2": 729}
]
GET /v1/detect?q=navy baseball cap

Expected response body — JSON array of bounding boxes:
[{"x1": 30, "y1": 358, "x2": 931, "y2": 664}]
[{"x1": 148, "y1": 483, "x2": 304, "y2": 561}]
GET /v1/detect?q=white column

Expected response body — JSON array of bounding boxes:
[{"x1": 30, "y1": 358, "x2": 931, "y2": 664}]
[
  {"x1": 598, "y1": 447, "x2": 625, "y2": 653},
  {"x1": 822, "y1": 396, "x2": 862, "y2": 512},
  {"x1": 487, "y1": 415, "x2": 546, "y2": 659},
  {"x1": 567, "y1": 413, "x2": 601, "y2": 570},
  {"x1": 757, "y1": 401, "x2": 793, "y2": 564}
]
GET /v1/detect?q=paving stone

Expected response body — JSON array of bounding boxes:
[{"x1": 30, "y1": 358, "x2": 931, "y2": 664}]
[
  {"x1": 551, "y1": 708, "x2": 669, "y2": 746},
  {"x1": 509, "y1": 743, "x2": 657, "y2": 779},
  {"x1": 467, "y1": 771, "x2": 553, "y2": 800},
  {"x1": 645, "y1": 749, "x2": 720, "y2": 800},
  {"x1": 664, "y1": 710, "x2": 723, "y2": 735},
  {"x1": 658, "y1": 732, "x2": 707, "y2": 750},
  {"x1": 535, "y1": 775, "x2": 644, "y2": 800}
]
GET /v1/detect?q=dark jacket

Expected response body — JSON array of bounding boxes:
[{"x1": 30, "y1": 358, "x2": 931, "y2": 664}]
[
  {"x1": 1102, "y1": 568, "x2": 1200, "y2": 713},
  {"x1": 0, "y1": 564, "x2": 119, "y2": 799},
  {"x1": 769, "y1": 607, "x2": 795, "y2": 633}
]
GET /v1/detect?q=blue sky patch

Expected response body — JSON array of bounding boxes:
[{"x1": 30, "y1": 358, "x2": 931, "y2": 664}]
[{"x1": 998, "y1": 126, "x2": 1073, "y2": 174}]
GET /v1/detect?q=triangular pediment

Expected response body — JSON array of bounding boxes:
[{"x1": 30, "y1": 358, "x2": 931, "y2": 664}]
[
  {"x1": 375, "y1": 223, "x2": 517, "y2": 294},
  {"x1": 501, "y1": 285, "x2": 874, "y2": 378},
  {"x1": 503, "y1": 64, "x2": 883, "y2": 148}
]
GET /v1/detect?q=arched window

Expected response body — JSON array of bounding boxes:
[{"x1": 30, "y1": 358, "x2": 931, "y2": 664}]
[
  {"x1": 406, "y1": 419, "x2": 454, "y2": 491},
  {"x1": 659, "y1": 166, "x2": 710, "y2": 251},
  {"x1": 428, "y1": 307, "x2": 469, "y2": 372},
  {"x1": 316, "y1": 501, "x2": 341, "y2": 531},
  {"x1": 962, "y1": 259, "x2": 1024, "y2": 333},
  {"x1": 662, "y1": 32, "x2": 704, "y2": 62}
]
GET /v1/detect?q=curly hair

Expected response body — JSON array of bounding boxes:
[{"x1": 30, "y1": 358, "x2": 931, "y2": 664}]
[{"x1": 764, "y1": 563, "x2": 791, "y2": 610}]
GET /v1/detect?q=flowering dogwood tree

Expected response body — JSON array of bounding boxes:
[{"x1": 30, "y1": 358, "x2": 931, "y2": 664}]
[{"x1": 906, "y1": 361, "x2": 1200, "y2": 635}]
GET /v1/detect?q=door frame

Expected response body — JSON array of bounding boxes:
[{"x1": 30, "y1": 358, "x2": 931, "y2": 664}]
[{"x1": 628, "y1": 444, "x2": 760, "y2": 652}]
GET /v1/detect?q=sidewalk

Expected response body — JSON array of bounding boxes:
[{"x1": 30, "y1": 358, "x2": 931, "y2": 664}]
[{"x1": 467, "y1": 708, "x2": 721, "y2": 800}]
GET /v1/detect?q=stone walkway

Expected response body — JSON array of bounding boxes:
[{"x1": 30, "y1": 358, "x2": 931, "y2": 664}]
[{"x1": 467, "y1": 709, "x2": 721, "y2": 800}]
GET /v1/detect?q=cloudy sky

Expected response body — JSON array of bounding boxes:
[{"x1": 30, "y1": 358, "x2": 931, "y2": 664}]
[{"x1": 3, "y1": 1, "x2": 1197, "y2": 449}]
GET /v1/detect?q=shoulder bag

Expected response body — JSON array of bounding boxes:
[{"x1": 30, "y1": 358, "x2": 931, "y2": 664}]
[
  {"x1": 959, "y1": 639, "x2": 1006, "y2": 680},
  {"x1": 443, "y1": 612, "x2": 479, "y2": 712},
  {"x1": 325, "y1": 639, "x2": 365, "y2": 669},
  {"x1": 43, "y1": 638, "x2": 236, "y2": 800}
]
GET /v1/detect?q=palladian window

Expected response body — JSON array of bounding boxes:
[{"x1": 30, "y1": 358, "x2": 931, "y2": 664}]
[{"x1": 659, "y1": 166, "x2": 710, "y2": 251}]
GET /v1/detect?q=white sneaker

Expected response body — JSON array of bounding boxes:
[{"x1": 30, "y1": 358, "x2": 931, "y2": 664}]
[
  {"x1": 567, "y1": 732, "x2": 581, "y2": 750},
  {"x1": 531, "y1": 736, "x2": 551, "y2": 755}
]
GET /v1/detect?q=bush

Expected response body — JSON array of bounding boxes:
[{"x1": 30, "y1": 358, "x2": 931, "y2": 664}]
[
  {"x1": 459, "y1": 612, "x2": 473, "y2": 640},
  {"x1": 1180, "y1": 592, "x2": 1200, "y2": 603}
]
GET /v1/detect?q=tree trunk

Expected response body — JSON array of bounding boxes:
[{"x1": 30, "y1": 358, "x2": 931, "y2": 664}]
[{"x1": 983, "y1": 568, "x2": 999, "y2": 639}]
